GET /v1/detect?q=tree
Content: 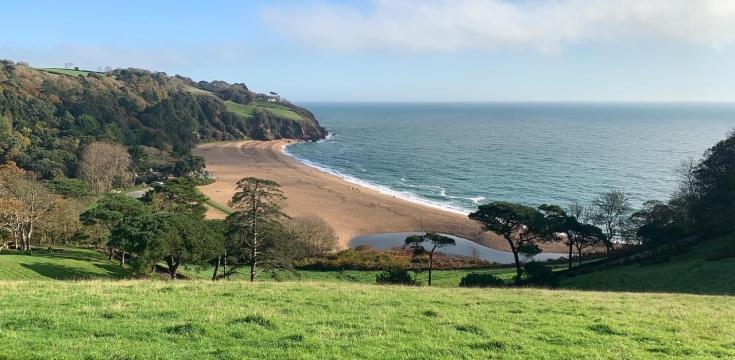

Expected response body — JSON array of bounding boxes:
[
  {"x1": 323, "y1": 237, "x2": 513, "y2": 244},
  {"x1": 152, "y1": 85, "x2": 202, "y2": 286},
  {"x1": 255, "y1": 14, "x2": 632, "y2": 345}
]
[
  {"x1": 153, "y1": 213, "x2": 213, "y2": 279},
  {"x1": 227, "y1": 177, "x2": 286, "y2": 282},
  {"x1": 0, "y1": 163, "x2": 55, "y2": 250},
  {"x1": 45, "y1": 177, "x2": 93, "y2": 198},
  {"x1": 80, "y1": 193, "x2": 149, "y2": 263},
  {"x1": 111, "y1": 212, "x2": 220, "y2": 279},
  {"x1": 404, "y1": 232, "x2": 456, "y2": 286},
  {"x1": 141, "y1": 177, "x2": 207, "y2": 217},
  {"x1": 283, "y1": 215, "x2": 337, "y2": 259},
  {"x1": 469, "y1": 202, "x2": 546, "y2": 284},
  {"x1": 39, "y1": 195, "x2": 85, "y2": 246},
  {"x1": 78, "y1": 142, "x2": 132, "y2": 195},
  {"x1": 691, "y1": 130, "x2": 735, "y2": 235},
  {"x1": 567, "y1": 200, "x2": 590, "y2": 223},
  {"x1": 629, "y1": 200, "x2": 686, "y2": 251},
  {"x1": 569, "y1": 222, "x2": 605, "y2": 267},
  {"x1": 111, "y1": 213, "x2": 167, "y2": 275},
  {"x1": 591, "y1": 191, "x2": 632, "y2": 256},
  {"x1": 538, "y1": 204, "x2": 577, "y2": 269},
  {"x1": 0, "y1": 197, "x2": 23, "y2": 249},
  {"x1": 207, "y1": 220, "x2": 228, "y2": 281}
]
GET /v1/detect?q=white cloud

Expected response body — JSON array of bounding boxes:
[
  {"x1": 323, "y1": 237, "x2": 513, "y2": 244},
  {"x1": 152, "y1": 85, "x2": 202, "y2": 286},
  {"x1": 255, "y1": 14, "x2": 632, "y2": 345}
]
[{"x1": 263, "y1": 0, "x2": 735, "y2": 53}]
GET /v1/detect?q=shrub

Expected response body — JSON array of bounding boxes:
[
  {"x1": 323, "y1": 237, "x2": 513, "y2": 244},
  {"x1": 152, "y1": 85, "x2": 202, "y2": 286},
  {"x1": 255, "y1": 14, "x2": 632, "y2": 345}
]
[
  {"x1": 459, "y1": 273, "x2": 505, "y2": 288},
  {"x1": 524, "y1": 262, "x2": 558, "y2": 287},
  {"x1": 296, "y1": 247, "x2": 495, "y2": 271},
  {"x1": 375, "y1": 267, "x2": 418, "y2": 285},
  {"x1": 297, "y1": 248, "x2": 410, "y2": 271}
]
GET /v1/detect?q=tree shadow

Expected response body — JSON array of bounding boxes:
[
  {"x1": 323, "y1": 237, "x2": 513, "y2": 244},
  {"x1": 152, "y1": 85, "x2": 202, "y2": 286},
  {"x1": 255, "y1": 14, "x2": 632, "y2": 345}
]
[
  {"x1": 3, "y1": 248, "x2": 108, "y2": 262},
  {"x1": 20, "y1": 263, "x2": 124, "y2": 280}
]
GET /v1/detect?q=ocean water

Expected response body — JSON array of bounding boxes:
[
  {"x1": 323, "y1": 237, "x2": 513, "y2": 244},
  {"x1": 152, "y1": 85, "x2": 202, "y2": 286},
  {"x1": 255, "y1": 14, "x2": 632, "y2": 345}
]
[{"x1": 285, "y1": 103, "x2": 734, "y2": 214}]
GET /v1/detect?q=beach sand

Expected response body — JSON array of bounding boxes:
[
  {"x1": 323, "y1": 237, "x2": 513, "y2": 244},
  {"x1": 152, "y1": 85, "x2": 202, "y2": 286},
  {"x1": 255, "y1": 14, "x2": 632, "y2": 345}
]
[{"x1": 194, "y1": 140, "x2": 563, "y2": 252}]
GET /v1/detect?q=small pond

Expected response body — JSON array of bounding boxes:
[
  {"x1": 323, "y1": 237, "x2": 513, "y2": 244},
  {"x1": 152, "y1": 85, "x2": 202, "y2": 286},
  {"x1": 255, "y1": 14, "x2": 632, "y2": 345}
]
[{"x1": 349, "y1": 232, "x2": 566, "y2": 264}]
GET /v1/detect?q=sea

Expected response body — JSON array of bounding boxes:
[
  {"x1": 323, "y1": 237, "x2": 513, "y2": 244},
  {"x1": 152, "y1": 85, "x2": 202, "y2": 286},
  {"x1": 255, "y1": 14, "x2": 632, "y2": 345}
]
[{"x1": 285, "y1": 102, "x2": 735, "y2": 214}]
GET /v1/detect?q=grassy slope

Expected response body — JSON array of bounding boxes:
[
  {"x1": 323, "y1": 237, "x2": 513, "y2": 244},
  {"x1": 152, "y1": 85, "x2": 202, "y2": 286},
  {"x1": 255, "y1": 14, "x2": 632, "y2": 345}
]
[
  {"x1": 224, "y1": 100, "x2": 304, "y2": 122},
  {"x1": 184, "y1": 82, "x2": 304, "y2": 122},
  {"x1": 0, "y1": 248, "x2": 128, "y2": 280},
  {"x1": 0, "y1": 281, "x2": 732, "y2": 359},
  {"x1": 224, "y1": 100, "x2": 256, "y2": 119},
  {"x1": 184, "y1": 85, "x2": 215, "y2": 96},
  {"x1": 204, "y1": 198, "x2": 232, "y2": 215},
  {"x1": 561, "y1": 236, "x2": 735, "y2": 295},
  {"x1": 40, "y1": 68, "x2": 95, "y2": 77}
]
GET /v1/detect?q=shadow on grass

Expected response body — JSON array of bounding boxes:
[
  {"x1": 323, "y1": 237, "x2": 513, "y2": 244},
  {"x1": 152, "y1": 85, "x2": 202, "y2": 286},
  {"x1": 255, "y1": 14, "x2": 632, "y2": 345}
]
[
  {"x1": 20, "y1": 262, "x2": 127, "y2": 280},
  {"x1": 1, "y1": 248, "x2": 108, "y2": 262}
]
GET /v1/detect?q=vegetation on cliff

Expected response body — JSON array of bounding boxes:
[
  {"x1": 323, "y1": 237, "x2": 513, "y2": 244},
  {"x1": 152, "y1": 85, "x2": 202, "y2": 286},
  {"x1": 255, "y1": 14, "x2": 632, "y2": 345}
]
[{"x1": 0, "y1": 60, "x2": 326, "y2": 180}]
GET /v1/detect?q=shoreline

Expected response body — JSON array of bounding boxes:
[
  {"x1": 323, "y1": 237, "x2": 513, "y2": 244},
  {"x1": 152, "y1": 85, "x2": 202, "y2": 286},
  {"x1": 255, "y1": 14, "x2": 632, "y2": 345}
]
[
  {"x1": 194, "y1": 140, "x2": 564, "y2": 252},
  {"x1": 281, "y1": 141, "x2": 471, "y2": 216}
]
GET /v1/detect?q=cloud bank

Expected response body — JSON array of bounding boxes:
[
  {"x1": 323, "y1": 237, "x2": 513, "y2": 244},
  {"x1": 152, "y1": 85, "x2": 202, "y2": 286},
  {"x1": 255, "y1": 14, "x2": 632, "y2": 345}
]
[{"x1": 263, "y1": 0, "x2": 735, "y2": 53}]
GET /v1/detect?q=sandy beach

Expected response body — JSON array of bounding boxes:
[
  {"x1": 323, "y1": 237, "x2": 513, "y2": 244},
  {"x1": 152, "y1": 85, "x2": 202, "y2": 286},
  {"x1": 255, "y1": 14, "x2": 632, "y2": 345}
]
[{"x1": 194, "y1": 140, "x2": 561, "y2": 252}]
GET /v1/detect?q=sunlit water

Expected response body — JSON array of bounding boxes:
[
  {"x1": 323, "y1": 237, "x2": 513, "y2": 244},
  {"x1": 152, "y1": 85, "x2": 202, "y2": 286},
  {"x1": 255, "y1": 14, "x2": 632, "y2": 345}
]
[{"x1": 286, "y1": 102, "x2": 734, "y2": 213}]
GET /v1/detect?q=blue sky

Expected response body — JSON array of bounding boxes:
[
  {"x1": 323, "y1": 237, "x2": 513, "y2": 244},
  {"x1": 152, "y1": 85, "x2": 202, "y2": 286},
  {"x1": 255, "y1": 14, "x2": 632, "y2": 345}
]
[{"x1": 2, "y1": 0, "x2": 734, "y2": 102}]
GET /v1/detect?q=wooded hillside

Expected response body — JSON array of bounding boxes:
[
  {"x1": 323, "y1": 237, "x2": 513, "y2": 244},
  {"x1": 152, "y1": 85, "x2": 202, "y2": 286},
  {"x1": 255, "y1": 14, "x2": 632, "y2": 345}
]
[{"x1": 0, "y1": 60, "x2": 326, "y2": 179}]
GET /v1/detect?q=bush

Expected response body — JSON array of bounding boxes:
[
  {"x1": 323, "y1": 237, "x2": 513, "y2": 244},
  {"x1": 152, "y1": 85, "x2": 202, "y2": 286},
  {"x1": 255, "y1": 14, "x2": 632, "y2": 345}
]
[
  {"x1": 296, "y1": 247, "x2": 495, "y2": 271},
  {"x1": 459, "y1": 273, "x2": 505, "y2": 288},
  {"x1": 375, "y1": 267, "x2": 418, "y2": 285},
  {"x1": 297, "y1": 247, "x2": 410, "y2": 271},
  {"x1": 523, "y1": 262, "x2": 559, "y2": 287}
]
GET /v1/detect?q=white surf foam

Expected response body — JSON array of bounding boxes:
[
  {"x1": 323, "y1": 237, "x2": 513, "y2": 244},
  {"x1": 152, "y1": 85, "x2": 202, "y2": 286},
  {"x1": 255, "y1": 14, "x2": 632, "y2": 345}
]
[{"x1": 282, "y1": 142, "x2": 471, "y2": 215}]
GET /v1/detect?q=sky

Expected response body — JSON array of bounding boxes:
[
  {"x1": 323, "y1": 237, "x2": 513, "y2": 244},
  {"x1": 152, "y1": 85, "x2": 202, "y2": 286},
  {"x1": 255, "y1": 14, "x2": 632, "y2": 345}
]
[{"x1": 2, "y1": 0, "x2": 735, "y2": 102}]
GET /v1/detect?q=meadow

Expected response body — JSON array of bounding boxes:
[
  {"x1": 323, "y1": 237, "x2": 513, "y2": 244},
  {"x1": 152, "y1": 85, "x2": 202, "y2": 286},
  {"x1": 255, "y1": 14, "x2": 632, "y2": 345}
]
[
  {"x1": 562, "y1": 236, "x2": 735, "y2": 295},
  {"x1": 0, "y1": 248, "x2": 129, "y2": 280},
  {"x1": 0, "y1": 280, "x2": 733, "y2": 359},
  {"x1": 0, "y1": 247, "x2": 517, "y2": 286},
  {"x1": 40, "y1": 67, "x2": 96, "y2": 77},
  {"x1": 224, "y1": 100, "x2": 305, "y2": 121}
]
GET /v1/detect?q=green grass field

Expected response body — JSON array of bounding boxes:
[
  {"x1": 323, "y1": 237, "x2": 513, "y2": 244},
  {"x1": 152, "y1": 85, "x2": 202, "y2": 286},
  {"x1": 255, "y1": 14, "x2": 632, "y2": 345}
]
[
  {"x1": 224, "y1": 100, "x2": 256, "y2": 119},
  {"x1": 224, "y1": 100, "x2": 304, "y2": 122},
  {"x1": 0, "y1": 246, "x2": 517, "y2": 285},
  {"x1": 0, "y1": 248, "x2": 128, "y2": 280},
  {"x1": 0, "y1": 280, "x2": 732, "y2": 359},
  {"x1": 561, "y1": 236, "x2": 735, "y2": 295},
  {"x1": 1, "y1": 241, "x2": 734, "y2": 358},
  {"x1": 185, "y1": 85, "x2": 215, "y2": 96},
  {"x1": 203, "y1": 197, "x2": 233, "y2": 215},
  {"x1": 184, "y1": 265, "x2": 520, "y2": 287},
  {"x1": 41, "y1": 68, "x2": 96, "y2": 77},
  {"x1": 185, "y1": 82, "x2": 304, "y2": 122}
]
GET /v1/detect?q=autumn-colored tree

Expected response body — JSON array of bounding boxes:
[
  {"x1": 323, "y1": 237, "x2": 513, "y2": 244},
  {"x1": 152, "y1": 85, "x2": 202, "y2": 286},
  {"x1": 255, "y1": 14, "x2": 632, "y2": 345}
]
[
  {"x1": 0, "y1": 197, "x2": 23, "y2": 249},
  {"x1": 0, "y1": 162, "x2": 55, "y2": 250},
  {"x1": 78, "y1": 142, "x2": 132, "y2": 195},
  {"x1": 39, "y1": 196, "x2": 85, "y2": 246}
]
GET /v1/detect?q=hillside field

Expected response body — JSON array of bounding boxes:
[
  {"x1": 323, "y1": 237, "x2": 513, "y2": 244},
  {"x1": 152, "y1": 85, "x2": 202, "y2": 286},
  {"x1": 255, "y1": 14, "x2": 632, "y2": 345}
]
[
  {"x1": 0, "y1": 280, "x2": 733, "y2": 359},
  {"x1": 0, "y1": 247, "x2": 518, "y2": 286},
  {"x1": 39, "y1": 67, "x2": 97, "y2": 77},
  {"x1": 0, "y1": 248, "x2": 129, "y2": 280},
  {"x1": 561, "y1": 236, "x2": 735, "y2": 295},
  {"x1": 224, "y1": 100, "x2": 305, "y2": 121}
]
